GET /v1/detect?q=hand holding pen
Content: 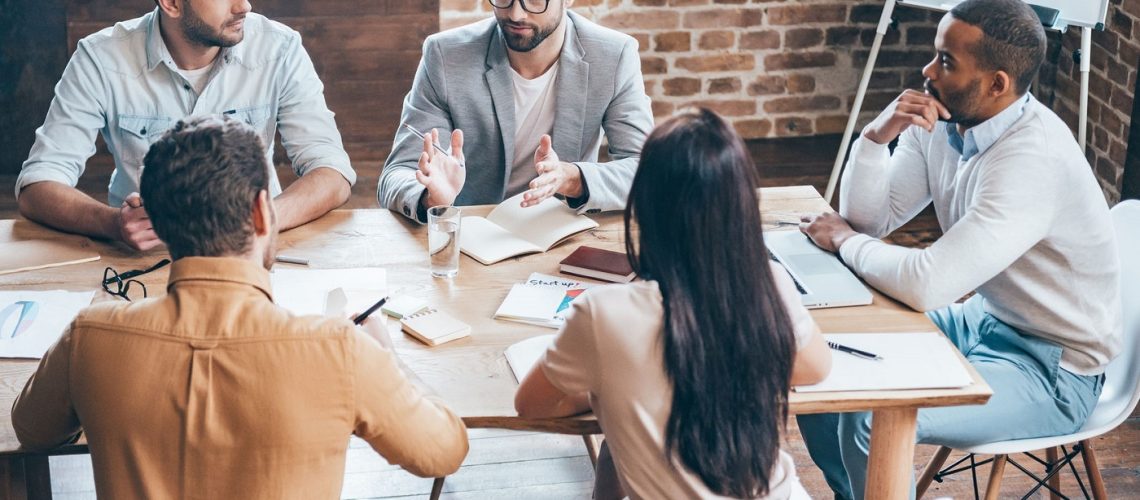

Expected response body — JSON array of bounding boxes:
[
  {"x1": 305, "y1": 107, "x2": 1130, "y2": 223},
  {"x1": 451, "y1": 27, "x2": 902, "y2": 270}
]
[
  {"x1": 352, "y1": 296, "x2": 393, "y2": 349},
  {"x1": 408, "y1": 123, "x2": 467, "y2": 208}
]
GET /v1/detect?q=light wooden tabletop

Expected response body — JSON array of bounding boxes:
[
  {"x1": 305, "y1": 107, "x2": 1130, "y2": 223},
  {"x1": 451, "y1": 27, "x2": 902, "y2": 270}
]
[{"x1": 0, "y1": 185, "x2": 991, "y2": 451}]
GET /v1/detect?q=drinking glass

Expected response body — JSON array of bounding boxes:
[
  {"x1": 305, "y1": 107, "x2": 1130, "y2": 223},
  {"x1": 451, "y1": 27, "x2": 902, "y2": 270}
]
[{"x1": 428, "y1": 206, "x2": 461, "y2": 278}]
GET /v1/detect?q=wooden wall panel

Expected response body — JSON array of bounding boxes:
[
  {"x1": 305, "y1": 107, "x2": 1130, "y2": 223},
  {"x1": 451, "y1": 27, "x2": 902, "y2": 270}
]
[{"x1": 2, "y1": 0, "x2": 438, "y2": 201}]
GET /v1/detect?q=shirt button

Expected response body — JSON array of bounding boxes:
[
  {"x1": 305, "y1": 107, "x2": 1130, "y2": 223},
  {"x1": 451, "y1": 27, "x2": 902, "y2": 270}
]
[
  {"x1": 140, "y1": 128, "x2": 146, "y2": 135},
  {"x1": 587, "y1": 209, "x2": 600, "y2": 214},
  {"x1": 183, "y1": 84, "x2": 191, "y2": 91},
  {"x1": 403, "y1": 206, "x2": 411, "y2": 216}
]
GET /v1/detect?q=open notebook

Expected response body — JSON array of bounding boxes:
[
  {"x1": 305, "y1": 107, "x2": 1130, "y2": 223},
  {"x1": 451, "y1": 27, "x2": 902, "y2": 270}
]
[
  {"x1": 795, "y1": 332, "x2": 973, "y2": 393},
  {"x1": 460, "y1": 192, "x2": 598, "y2": 265}
]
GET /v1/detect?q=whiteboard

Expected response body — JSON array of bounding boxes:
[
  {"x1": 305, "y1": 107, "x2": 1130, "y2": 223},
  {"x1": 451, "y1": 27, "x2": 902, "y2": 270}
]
[{"x1": 899, "y1": 0, "x2": 1109, "y2": 30}]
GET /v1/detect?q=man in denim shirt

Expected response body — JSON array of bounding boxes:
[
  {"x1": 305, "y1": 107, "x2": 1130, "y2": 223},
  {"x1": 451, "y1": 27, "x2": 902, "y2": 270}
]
[{"x1": 16, "y1": 0, "x2": 355, "y2": 250}]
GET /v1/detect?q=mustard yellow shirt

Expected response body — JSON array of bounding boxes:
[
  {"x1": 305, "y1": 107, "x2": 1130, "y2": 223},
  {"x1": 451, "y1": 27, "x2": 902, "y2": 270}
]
[{"x1": 12, "y1": 257, "x2": 468, "y2": 499}]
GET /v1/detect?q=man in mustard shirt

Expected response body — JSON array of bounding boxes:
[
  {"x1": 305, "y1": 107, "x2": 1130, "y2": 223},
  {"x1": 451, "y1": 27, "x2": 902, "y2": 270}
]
[{"x1": 12, "y1": 116, "x2": 468, "y2": 498}]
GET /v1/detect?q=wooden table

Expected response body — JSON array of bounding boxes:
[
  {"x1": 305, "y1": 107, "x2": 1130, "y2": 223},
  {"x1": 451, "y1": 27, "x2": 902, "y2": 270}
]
[{"x1": 0, "y1": 186, "x2": 991, "y2": 500}]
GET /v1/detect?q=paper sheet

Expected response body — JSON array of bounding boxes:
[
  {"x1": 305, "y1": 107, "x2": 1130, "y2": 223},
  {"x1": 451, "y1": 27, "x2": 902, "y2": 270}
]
[
  {"x1": 0, "y1": 290, "x2": 96, "y2": 359},
  {"x1": 795, "y1": 332, "x2": 974, "y2": 393},
  {"x1": 505, "y1": 334, "x2": 555, "y2": 383},
  {"x1": 270, "y1": 267, "x2": 386, "y2": 318}
]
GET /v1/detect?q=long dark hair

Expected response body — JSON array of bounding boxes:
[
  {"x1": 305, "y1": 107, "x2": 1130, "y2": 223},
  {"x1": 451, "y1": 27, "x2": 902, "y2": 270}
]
[{"x1": 623, "y1": 108, "x2": 795, "y2": 497}]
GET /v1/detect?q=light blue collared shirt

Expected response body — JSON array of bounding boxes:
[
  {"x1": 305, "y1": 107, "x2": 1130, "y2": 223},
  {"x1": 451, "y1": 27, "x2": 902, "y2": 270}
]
[
  {"x1": 17, "y1": 9, "x2": 355, "y2": 206},
  {"x1": 946, "y1": 93, "x2": 1032, "y2": 162}
]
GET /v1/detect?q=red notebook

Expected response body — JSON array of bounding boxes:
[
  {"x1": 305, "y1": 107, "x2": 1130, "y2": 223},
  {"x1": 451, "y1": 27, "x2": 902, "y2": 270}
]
[{"x1": 559, "y1": 246, "x2": 636, "y2": 283}]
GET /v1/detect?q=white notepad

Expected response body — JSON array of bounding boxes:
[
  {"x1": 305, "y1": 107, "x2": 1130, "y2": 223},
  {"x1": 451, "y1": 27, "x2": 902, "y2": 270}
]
[
  {"x1": 504, "y1": 334, "x2": 555, "y2": 383},
  {"x1": 401, "y1": 308, "x2": 471, "y2": 347},
  {"x1": 795, "y1": 332, "x2": 973, "y2": 393}
]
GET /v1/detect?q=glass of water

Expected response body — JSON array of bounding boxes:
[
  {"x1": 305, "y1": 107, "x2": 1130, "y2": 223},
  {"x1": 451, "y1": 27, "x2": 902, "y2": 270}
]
[{"x1": 428, "y1": 206, "x2": 461, "y2": 278}]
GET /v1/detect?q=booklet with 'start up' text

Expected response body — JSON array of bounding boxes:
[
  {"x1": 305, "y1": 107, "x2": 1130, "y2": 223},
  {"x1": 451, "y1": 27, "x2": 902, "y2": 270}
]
[
  {"x1": 459, "y1": 192, "x2": 599, "y2": 265},
  {"x1": 493, "y1": 273, "x2": 592, "y2": 329}
]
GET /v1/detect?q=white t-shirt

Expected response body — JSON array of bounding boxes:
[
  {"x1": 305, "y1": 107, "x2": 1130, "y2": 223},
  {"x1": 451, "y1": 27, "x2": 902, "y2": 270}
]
[
  {"x1": 506, "y1": 62, "x2": 559, "y2": 198},
  {"x1": 177, "y1": 63, "x2": 214, "y2": 95},
  {"x1": 540, "y1": 261, "x2": 815, "y2": 500}
]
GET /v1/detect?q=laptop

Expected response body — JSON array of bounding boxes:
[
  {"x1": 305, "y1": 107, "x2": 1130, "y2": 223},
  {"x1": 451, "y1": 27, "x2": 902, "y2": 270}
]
[{"x1": 764, "y1": 230, "x2": 873, "y2": 309}]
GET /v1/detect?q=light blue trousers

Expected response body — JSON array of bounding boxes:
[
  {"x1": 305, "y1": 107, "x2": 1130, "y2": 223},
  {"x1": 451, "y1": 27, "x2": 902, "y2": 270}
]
[{"x1": 797, "y1": 295, "x2": 1103, "y2": 500}]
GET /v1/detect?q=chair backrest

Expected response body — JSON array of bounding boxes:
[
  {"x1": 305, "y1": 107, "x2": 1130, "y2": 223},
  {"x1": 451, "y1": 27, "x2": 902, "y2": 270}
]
[{"x1": 1092, "y1": 200, "x2": 1140, "y2": 429}]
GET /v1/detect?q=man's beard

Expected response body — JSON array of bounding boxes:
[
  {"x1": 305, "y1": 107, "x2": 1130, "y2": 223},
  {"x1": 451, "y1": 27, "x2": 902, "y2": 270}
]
[
  {"x1": 498, "y1": 13, "x2": 562, "y2": 52},
  {"x1": 182, "y1": 3, "x2": 244, "y2": 48},
  {"x1": 924, "y1": 78, "x2": 984, "y2": 127}
]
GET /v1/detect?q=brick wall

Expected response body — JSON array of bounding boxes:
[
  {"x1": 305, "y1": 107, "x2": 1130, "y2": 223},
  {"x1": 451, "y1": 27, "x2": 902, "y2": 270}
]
[
  {"x1": 441, "y1": 0, "x2": 940, "y2": 139},
  {"x1": 1035, "y1": 8, "x2": 1136, "y2": 204}
]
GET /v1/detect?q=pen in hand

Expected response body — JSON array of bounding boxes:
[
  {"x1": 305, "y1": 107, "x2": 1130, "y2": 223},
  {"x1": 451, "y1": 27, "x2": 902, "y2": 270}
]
[
  {"x1": 827, "y1": 341, "x2": 883, "y2": 361},
  {"x1": 403, "y1": 123, "x2": 465, "y2": 168},
  {"x1": 352, "y1": 296, "x2": 390, "y2": 325}
]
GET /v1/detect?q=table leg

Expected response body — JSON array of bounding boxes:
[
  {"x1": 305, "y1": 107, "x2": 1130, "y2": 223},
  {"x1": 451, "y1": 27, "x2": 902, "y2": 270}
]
[
  {"x1": 0, "y1": 455, "x2": 53, "y2": 500},
  {"x1": 865, "y1": 408, "x2": 919, "y2": 500}
]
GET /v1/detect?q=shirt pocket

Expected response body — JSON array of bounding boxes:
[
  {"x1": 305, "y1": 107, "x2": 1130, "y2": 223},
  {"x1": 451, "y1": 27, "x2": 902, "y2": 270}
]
[
  {"x1": 116, "y1": 115, "x2": 176, "y2": 170},
  {"x1": 224, "y1": 105, "x2": 274, "y2": 146}
]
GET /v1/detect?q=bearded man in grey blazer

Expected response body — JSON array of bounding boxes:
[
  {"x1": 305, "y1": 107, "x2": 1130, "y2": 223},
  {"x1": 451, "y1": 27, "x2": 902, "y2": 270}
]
[{"x1": 379, "y1": 0, "x2": 653, "y2": 223}]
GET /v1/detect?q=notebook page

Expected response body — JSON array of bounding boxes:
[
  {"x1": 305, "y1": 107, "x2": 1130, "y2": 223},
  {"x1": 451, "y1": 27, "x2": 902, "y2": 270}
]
[
  {"x1": 459, "y1": 216, "x2": 543, "y2": 265},
  {"x1": 795, "y1": 332, "x2": 973, "y2": 392},
  {"x1": 505, "y1": 334, "x2": 556, "y2": 383},
  {"x1": 485, "y1": 193, "x2": 598, "y2": 251}
]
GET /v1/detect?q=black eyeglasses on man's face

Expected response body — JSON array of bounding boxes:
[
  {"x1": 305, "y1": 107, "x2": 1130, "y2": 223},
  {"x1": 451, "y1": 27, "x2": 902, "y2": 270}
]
[
  {"x1": 488, "y1": 0, "x2": 551, "y2": 15},
  {"x1": 101, "y1": 259, "x2": 171, "y2": 301}
]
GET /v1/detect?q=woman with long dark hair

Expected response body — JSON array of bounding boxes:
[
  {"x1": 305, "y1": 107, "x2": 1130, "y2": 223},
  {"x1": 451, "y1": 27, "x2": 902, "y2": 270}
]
[{"x1": 515, "y1": 108, "x2": 832, "y2": 499}]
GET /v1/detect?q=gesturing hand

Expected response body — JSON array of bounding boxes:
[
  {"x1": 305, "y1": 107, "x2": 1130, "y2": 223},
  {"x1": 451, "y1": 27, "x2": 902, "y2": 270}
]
[
  {"x1": 863, "y1": 89, "x2": 951, "y2": 145},
  {"x1": 415, "y1": 128, "x2": 466, "y2": 208},
  {"x1": 521, "y1": 135, "x2": 583, "y2": 208},
  {"x1": 117, "y1": 193, "x2": 162, "y2": 251}
]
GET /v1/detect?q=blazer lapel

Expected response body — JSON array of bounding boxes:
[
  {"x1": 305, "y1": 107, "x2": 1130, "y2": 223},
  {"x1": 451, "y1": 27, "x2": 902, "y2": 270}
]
[
  {"x1": 553, "y1": 15, "x2": 588, "y2": 162},
  {"x1": 484, "y1": 28, "x2": 516, "y2": 197}
]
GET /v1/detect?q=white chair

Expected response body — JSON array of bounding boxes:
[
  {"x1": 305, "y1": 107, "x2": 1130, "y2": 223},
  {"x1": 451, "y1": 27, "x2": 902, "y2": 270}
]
[{"x1": 916, "y1": 200, "x2": 1140, "y2": 500}]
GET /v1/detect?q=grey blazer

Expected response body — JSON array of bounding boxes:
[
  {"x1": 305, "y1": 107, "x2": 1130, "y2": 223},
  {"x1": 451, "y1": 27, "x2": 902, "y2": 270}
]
[{"x1": 378, "y1": 11, "x2": 654, "y2": 222}]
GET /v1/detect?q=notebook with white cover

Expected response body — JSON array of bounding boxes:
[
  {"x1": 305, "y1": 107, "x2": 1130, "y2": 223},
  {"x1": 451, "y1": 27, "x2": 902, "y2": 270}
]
[
  {"x1": 505, "y1": 334, "x2": 556, "y2": 383},
  {"x1": 460, "y1": 192, "x2": 599, "y2": 265},
  {"x1": 401, "y1": 308, "x2": 471, "y2": 347},
  {"x1": 794, "y1": 332, "x2": 973, "y2": 393}
]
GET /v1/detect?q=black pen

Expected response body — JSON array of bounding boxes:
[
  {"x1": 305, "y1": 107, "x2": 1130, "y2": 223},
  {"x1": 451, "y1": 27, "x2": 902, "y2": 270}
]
[
  {"x1": 352, "y1": 296, "x2": 390, "y2": 325},
  {"x1": 827, "y1": 341, "x2": 883, "y2": 361}
]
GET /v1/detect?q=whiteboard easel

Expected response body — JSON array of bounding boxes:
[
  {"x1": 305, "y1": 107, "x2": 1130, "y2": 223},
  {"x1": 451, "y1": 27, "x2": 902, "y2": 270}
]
[{"x1": 824, "y1": 0, "x2": 1106, "y2": 203}]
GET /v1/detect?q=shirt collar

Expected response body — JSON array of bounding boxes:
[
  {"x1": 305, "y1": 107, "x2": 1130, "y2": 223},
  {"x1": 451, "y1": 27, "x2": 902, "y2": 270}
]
[
  {"x1": 946, "y1": 93, "x2": 1032, "y2": 162},
  {"x1": 166, "y1": 256, "x2": 274, "y2": 301},
  {"x1": 146, "y1": 8, "x2": 245, "y2": 72}
]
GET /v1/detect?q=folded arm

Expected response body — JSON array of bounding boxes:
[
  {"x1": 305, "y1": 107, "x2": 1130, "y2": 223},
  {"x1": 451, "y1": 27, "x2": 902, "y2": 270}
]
[{"x1": 839, "y1": 151, "x2": 1056, "y2": 311}]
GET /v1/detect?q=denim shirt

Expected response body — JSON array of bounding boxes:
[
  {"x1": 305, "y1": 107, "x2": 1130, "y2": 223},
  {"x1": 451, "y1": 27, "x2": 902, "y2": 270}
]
[
  {"x1": 945, "y1": 93, "x2": 1032, "y2": 162},
  {"x1": 16, "y1": 9, "x2": 355, "y2": 206}
]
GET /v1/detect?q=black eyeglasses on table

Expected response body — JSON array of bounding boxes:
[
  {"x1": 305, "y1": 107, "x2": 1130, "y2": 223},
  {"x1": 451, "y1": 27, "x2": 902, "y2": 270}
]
[
  {"x1": 488, "y1": 0, "x2": 551, "y2": 14},
  {"x1": 101, "y1": 259, "x2": 171, "y2": 301}
]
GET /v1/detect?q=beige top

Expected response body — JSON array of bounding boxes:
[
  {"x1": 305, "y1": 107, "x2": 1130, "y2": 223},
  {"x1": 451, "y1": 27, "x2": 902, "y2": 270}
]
[
  {"x1": 541, "y1": 261, "x2": 815, "y2": 499},
  {"x1": 11, "y1": 257, "x2": 468, "y2": 499}
]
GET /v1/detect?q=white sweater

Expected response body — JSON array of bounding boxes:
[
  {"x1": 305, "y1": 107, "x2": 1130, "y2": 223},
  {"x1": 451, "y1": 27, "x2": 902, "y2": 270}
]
[{"x1": 838, "y1": 96, "x2": 1122, "y2": 375}]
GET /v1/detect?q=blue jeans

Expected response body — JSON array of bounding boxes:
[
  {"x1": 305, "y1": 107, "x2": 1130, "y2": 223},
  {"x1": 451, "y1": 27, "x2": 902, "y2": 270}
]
[{"x1": 797, "y1": 295, "x2": 1104, "y2": 500}]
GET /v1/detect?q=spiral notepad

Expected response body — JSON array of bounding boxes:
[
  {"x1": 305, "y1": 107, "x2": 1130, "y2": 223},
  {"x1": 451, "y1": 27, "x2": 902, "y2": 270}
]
[{"x1": 400, "y1": 308, "x2": 471, "y2": 347}]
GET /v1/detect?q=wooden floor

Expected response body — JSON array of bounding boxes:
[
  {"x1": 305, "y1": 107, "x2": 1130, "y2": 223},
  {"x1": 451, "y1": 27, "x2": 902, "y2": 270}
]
[{"x1": 5, "y1": 135, "x2": 1140, "y2": 499}]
